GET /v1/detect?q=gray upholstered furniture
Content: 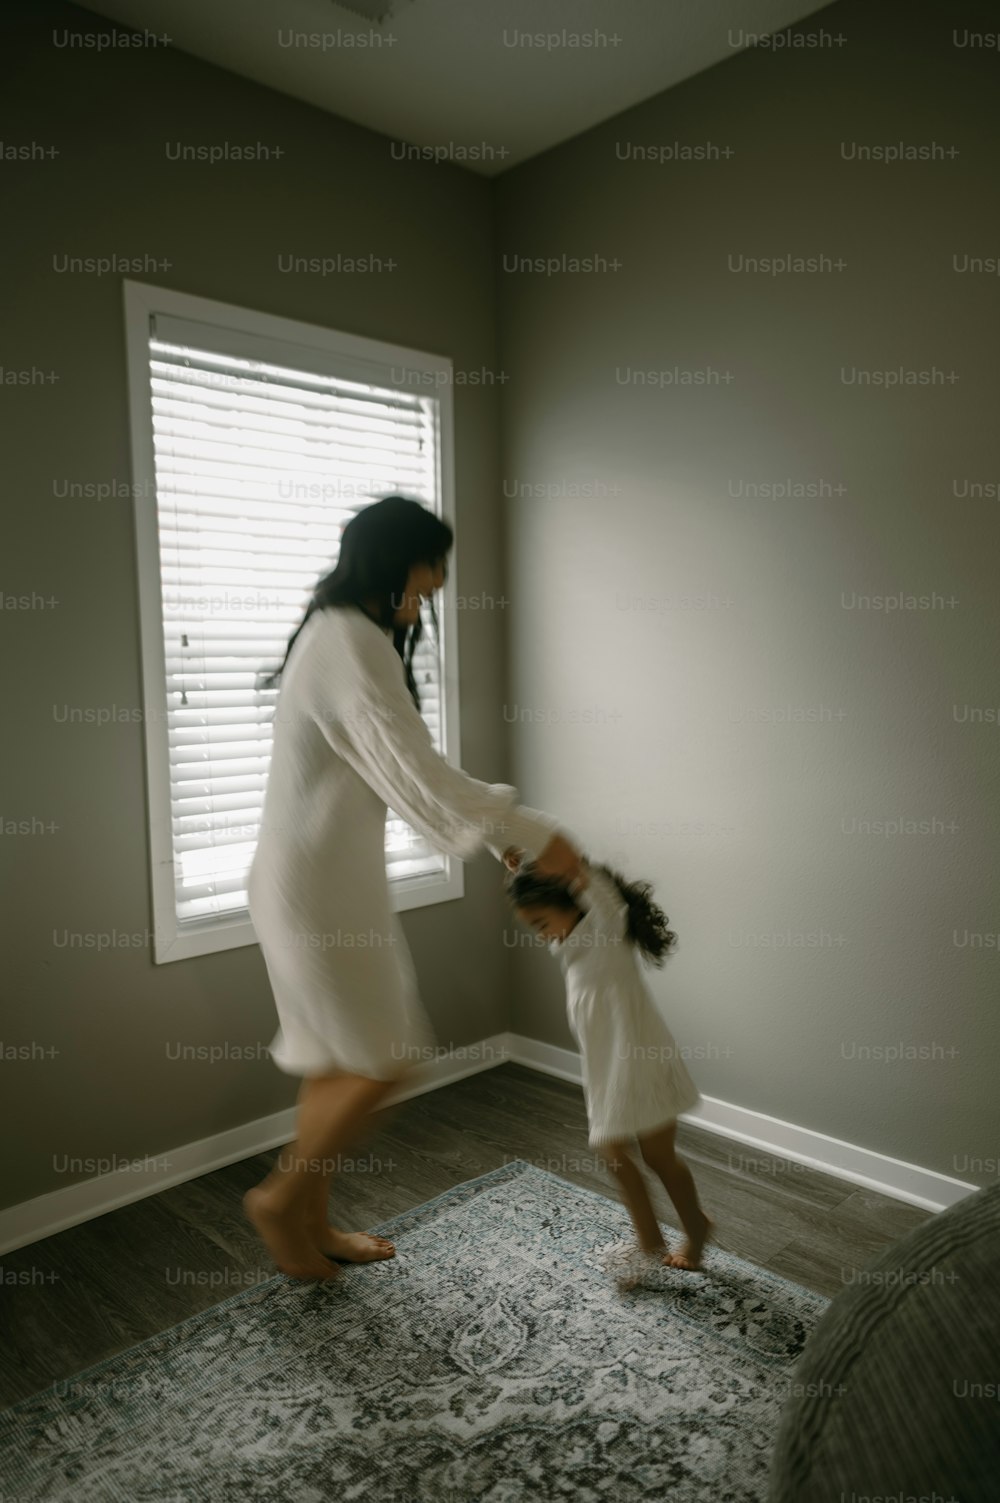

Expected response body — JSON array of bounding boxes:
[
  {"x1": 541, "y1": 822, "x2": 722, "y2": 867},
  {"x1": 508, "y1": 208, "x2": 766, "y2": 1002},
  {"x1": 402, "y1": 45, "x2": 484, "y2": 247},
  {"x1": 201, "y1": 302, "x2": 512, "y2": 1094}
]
[{"x1": 769, "y1": 1180, "x2": 1000, "y2": 1503}]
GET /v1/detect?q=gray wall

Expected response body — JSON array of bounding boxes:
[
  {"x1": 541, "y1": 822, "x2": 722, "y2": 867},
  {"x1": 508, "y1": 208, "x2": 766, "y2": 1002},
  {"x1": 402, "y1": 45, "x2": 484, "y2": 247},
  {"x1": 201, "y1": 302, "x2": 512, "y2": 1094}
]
[
  {"x1": 2, "y1": 2, "x2": 508, "y2": 1210},
  {"x1": 495, "y1": 0, "x2": 1000, "y2": 1189},
  {"x1": 5, "y1": 0, "x2": 997, "y2": 1214}
]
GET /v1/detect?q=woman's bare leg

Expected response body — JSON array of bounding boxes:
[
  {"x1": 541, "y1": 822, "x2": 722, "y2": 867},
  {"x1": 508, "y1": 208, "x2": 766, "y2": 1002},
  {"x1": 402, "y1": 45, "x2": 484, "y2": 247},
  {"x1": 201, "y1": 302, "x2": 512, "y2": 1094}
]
[
  {"x1": 244, "y1": 1071, "x2": 397, "y2": 1280},
  {"x1": 603, "y1": 1141, "x2": 668, "y2": 1255},
  {"x1": 638, "y1": 1122, "x2": 713, "y2": 1270},
  {"x1": 303, "y1": 1163, "x2": 395, "y2": 1262}
]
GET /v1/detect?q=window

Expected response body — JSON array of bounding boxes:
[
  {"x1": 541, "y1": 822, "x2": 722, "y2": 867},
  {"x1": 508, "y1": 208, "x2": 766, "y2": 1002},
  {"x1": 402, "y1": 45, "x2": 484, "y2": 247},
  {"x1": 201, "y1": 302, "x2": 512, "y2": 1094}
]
[{"x1": 123, "y1": 282, "x2": 461, "y2": 963}]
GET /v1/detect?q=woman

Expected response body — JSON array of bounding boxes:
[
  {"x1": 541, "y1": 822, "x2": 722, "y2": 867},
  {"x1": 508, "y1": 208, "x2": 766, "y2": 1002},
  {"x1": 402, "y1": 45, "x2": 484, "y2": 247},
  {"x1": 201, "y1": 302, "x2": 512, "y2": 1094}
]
[{"x1": 244, "y1": 496, "x2": 582, "y2": 1280}]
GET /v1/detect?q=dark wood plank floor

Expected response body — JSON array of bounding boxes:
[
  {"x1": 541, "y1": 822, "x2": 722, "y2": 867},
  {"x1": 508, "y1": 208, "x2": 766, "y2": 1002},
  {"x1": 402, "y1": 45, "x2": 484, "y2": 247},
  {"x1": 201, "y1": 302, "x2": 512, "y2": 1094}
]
[{"x1": 0, "y1": 1064, "x2": 930, "y2": 1407}]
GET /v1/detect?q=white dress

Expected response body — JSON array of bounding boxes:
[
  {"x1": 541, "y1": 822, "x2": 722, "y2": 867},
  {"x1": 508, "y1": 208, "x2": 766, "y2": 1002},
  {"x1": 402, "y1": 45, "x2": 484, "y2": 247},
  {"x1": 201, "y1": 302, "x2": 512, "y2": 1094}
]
[
  {"x1": 549, "y1": 864, "x2": 701, "y2": 1147},
  {"x1": 246, "y1": 603, "x2": 561, "y2": 1079}
]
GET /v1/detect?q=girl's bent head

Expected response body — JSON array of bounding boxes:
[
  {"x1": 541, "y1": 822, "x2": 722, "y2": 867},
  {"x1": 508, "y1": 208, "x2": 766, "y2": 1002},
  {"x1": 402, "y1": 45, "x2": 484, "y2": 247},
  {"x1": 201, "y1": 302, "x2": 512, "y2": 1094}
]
[
  {"x1": 515, "y1": 902, "x2": 581, "y2": 942},
  {"x1": 506, "y1": 866, "x2": 583, "y2": 942},
  {"x1": 504, "y1": 859, "x2": 679, "y2": 967}
]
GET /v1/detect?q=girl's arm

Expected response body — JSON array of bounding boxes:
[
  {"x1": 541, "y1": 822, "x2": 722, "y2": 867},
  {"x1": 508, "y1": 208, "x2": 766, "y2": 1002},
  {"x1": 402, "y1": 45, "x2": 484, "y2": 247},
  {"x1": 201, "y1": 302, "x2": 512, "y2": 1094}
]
[
  {"x1": 502, "y1": 840, "x2": 585, "y2": 883},
  {"x1": 570, "y1": 861, "x2": 629, "y2": 938}
]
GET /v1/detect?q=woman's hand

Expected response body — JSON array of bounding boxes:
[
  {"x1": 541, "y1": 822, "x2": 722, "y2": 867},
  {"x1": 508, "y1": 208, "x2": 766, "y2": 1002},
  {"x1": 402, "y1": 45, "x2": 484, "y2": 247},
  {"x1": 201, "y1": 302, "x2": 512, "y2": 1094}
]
[
  {"x1": 533, "y1": 832, "x2": 584, "y2": 885},
  {"x1": 501, "y1": 846, "x2": 524, "y2": 872}
]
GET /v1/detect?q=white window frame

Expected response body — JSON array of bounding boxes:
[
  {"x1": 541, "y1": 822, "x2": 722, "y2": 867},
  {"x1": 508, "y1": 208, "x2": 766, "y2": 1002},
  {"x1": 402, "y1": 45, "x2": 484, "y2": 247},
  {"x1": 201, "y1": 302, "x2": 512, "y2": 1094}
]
[{"x1": 122, "y1": 280, "x2": 464, "y2": 964}]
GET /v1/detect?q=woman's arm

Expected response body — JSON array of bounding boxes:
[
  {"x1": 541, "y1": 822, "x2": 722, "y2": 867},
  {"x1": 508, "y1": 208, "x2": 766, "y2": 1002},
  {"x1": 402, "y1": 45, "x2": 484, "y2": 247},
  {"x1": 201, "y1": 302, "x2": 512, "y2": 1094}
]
[{"x1": 306, "y1": 613, "x2": 577, "y2": 865}]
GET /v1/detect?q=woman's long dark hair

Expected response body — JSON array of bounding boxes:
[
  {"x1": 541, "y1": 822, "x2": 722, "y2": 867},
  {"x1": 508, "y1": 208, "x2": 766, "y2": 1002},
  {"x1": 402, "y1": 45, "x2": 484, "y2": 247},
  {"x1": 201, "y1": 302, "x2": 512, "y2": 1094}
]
[
  {"x1": 505, "y1": 859, "x2": 678, "y2": 967},
  {"x1": 256, "y1": 495, "x2": 453, "y2": 712}
]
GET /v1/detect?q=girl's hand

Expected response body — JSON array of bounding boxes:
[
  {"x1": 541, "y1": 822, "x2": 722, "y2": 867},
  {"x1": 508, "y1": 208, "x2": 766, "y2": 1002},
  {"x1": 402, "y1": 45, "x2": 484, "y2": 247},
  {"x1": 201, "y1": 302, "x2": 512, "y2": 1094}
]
[
  {"x1": 533, "y1": 832, "x2": 584, "y2": 886},
  {"x1": 502, "y1": 846, "x2": 524, "y2": 872}
]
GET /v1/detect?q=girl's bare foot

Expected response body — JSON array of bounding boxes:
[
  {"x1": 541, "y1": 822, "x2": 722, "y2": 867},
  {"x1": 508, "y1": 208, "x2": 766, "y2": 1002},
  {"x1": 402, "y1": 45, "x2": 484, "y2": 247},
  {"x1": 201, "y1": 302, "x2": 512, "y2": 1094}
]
[
  {"x1": 668, "y1": 1212, "x2": 714, "y2": 1271},
  {"x1": 310, "y1": 1226, "x2": 396, "y2": 1262},
  {"x1": 243, "y1": 1187, "x2": 340, "y2": 1281},
  {"x1": 602, "y1": 1240, "x2": 667, "y2": 1290}
]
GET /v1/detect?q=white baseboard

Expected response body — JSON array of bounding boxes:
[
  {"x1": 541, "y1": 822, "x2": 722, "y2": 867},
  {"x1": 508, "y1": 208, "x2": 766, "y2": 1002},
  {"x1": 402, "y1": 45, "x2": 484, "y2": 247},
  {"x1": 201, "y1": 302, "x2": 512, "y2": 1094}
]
[
  {"x1": 0, "y1": 1031, "x2": 977, "y2": 1254},
  {"x1": 0, "y1": 1037, "x2": 513, "y2": 1256},
  {"x1": 506, "y1": 1033, "x2": 978, "y2": 1215}
]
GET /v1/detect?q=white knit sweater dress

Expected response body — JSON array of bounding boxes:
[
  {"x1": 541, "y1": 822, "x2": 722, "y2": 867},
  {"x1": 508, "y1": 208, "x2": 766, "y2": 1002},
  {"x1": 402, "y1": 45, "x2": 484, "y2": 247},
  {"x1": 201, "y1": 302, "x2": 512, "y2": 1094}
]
[
  {"x1": 549, "y1": 864, "x2": 701, "y2": 1146},
  {"x1": 247, "y1": 603, "x2": 561, "y2": 1079}
]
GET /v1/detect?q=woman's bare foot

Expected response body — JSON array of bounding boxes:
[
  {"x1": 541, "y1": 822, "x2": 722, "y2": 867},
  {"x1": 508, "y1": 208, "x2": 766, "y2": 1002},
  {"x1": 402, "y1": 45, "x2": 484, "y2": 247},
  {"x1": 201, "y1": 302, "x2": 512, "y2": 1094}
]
[
  {"x1": 667, "y1": 1212, "x2": 714, "y2": 1271},
  {"x1": 311, "y1": 1226, "x2": 396, "y2": 1263},
  {"x1": 243, "y1": 1187, "x2": 340, "y2": 1281}
]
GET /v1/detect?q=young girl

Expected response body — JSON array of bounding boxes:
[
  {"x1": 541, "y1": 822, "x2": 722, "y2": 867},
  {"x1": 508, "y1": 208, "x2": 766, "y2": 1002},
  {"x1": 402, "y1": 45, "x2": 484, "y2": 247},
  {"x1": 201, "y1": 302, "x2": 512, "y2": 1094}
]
[{"x1": 502, "y1": 847, "x2": 713, "y2": 1287}]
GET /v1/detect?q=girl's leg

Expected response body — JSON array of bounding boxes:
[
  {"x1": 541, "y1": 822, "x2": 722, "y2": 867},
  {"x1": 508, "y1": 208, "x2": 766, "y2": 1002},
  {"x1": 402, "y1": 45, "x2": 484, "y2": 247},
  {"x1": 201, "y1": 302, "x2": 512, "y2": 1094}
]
[
  {"x1": 244, "y1": 1071, "x2": 398, "y2": 1280},
  {"x1": 602, "y1": 1141, "x2": 668, "y2": 1255},
  {"x1": 638, "y1": 1122, "x2": 713, "y2": 1270}
]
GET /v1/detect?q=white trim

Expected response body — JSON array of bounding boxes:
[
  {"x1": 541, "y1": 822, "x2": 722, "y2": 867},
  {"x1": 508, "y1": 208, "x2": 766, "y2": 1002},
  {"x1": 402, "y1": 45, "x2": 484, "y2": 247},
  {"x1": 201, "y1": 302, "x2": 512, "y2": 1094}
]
[
  {"x1": 0, "y1": 1034, "x2": 514, "y2": 1256},
  {"x1": 121, "y1": 280, "x2": 464, "y2": 964},
  {"x1": 134, "y1": 284, "x2": 457, "y2": 382},
  {"x1": 0, "y1": 1034, "x2": 979, "y2": 1254},
  {"x1": 506, "y1": 1033, "x2": 978, "y2": 1214}
]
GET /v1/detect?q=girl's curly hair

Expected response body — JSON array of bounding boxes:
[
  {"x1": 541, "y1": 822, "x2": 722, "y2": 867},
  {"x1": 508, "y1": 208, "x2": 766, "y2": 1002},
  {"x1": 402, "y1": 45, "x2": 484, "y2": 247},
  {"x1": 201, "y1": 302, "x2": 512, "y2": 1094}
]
[{"x1": 504, "y1": 858, "x2": 678, "y2": 967}]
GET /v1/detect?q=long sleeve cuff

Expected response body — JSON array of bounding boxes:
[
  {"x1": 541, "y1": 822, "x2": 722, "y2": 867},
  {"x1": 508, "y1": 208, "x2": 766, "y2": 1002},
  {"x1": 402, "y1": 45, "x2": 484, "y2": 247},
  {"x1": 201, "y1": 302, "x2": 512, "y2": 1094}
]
[{"x1": 490, "y1": 801, "x2": 564, "y2": 859}]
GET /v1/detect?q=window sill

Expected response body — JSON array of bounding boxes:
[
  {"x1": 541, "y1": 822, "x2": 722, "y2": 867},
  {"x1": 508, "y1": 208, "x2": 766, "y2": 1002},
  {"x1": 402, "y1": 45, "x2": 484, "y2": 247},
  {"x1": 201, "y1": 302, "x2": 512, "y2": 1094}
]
[{"x1": 152, "y1": 860, "x2": 466, "y2": 963}]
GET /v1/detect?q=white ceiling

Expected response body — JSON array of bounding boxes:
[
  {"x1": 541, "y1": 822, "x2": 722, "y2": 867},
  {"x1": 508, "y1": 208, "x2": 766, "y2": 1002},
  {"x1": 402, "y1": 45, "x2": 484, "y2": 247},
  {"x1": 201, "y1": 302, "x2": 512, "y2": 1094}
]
[{"x1": 81, "y1": 0, "x2": 833, "y2": 175}]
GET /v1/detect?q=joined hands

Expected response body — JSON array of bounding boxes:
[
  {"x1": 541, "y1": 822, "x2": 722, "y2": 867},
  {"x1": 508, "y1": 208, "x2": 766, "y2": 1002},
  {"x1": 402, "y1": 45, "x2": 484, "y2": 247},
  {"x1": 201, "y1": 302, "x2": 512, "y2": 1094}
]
[{"x1": 504, "y1": 834, "x2": 585, "y2": 890}]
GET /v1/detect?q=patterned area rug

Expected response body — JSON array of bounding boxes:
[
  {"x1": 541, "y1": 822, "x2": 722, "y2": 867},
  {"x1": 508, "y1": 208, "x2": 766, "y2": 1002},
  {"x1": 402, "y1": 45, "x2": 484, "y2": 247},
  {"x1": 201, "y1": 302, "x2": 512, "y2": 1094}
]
[{"x1": 0, "y1": 1161, "x2": 828, "y2": 1502}]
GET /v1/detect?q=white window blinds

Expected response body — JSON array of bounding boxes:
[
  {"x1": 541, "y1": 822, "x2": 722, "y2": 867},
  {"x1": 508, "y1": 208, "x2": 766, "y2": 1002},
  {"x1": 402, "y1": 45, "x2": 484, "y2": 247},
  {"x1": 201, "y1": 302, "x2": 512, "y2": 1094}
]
[{"x1": 146, "y1": 322, "x2": 445, "y2": 926}]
